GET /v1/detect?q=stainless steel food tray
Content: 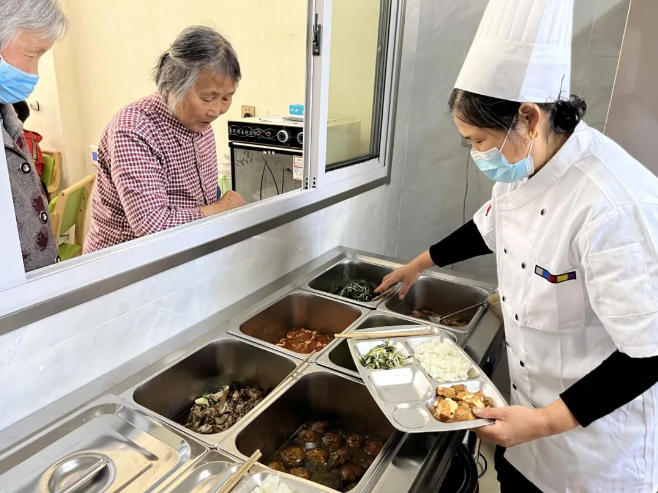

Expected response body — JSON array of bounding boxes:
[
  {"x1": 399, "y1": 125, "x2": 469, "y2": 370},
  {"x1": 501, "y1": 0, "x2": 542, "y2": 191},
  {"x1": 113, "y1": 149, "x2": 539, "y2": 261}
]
[
  {"x1": 302, "y1": 258, "x2": 400, "y2": 309},
  {"x1": 0, "y1": 395, "x2": 207, "y2": 493},
  {"x1": 219, "y1": 365, "x2": 400, "y2": 493},
  {"x1": 378, "y1": 275, "x2": 493, "y2": 334},
  {"x1": 121, "y1": 335, "x2": 300, "y2": 448},
  {"x1": 347, "y1": 326, "x2": 507, "y2": 433},
  {"x1": 159, "y1": 450, "x2": 241, "y2": 493},
  {"x1": 229, "y1": 290, "x2": 368, "y2": 362},
  {"x1": 316, "y1": 312, "x2": 459, "y2": 380}
]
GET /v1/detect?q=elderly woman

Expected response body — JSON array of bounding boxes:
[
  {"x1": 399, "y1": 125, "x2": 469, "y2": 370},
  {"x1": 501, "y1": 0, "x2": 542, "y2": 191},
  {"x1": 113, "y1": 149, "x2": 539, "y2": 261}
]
[
  {"x1": 84, "y1": 26, "x2": 246, "y2": 254},
  {"x1": 0, "y1": 0, "x2": 67, "y2": 272}
]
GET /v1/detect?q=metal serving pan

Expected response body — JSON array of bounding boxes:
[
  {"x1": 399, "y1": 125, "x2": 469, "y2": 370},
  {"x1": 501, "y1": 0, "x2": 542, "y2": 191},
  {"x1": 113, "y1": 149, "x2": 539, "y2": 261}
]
[
  {"x1": 219, "y1": 365, "x2": 400, "y2": 493},
  {"x1": 0, "y1": 395, "x2": 207, "y2": 493},
  {"x1": 379, "y1": 275, "x2": 492, "y2": 334},
  {"x1": 121, "y1": 335, "x2": 299, "y2": 448},
  {"x1": 347, "y1": 327, "x2": 507, "y2": 433},
  {"x1": 230, "y1": 290, "x2": 368, "y2": 361},
  {"x1": 303, "y1": 258, "x2": 399, "y2": 309}
]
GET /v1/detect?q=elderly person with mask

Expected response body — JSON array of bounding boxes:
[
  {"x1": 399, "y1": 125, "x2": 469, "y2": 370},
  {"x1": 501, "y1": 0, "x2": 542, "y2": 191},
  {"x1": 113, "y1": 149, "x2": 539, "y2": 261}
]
[
  {"x1": 0, "y1": 0, "x2": 67, "y2": 271},
  {"x1": 84, "y1": 26, "x2": 246, "y2": 254}
]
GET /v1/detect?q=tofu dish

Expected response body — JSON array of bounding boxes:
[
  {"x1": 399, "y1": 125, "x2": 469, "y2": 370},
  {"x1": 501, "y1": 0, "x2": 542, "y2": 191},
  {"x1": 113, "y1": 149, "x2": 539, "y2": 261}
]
[{"x1": 430, "y1": 384, "x2": 493, "y2": 423}]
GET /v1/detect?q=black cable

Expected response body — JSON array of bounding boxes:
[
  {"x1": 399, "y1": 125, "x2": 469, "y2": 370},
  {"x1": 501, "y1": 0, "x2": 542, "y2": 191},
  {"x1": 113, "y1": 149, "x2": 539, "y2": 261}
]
[
  {"x1": 281, "y1": 164, "x2": 286, "y2": 195},
  {"x1": 265, "y1": 160, "x2": 280, "y2": 195},
  {"x1": 477, "y1": 451, "x2": 488, "y2": 479},
  {"x1": 259, "y1": 157, "x2": 268, "y2": 201}
]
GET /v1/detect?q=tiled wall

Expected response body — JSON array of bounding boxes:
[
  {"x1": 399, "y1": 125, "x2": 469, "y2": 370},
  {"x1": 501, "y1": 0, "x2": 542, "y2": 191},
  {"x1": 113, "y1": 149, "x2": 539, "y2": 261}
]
[{"x1": 395, "y1": 0, "x2": 630, "y2": 277}]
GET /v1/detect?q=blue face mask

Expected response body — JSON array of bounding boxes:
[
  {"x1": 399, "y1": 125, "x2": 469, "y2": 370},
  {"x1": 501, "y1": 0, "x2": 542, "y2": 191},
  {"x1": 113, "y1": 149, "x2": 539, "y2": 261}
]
[
  {"x1": 0, "y1": 59, "x2": 39, "y2": 104},
  {"x1": 470, "y1": 124, "x2": 535, "y2": 183}
]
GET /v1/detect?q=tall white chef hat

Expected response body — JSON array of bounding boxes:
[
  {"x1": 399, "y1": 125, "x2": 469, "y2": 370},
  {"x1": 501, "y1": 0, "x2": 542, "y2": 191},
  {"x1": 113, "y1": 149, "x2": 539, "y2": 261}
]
[{"x1": 455, "y1": 0, "x2": 573, "y2": 103}]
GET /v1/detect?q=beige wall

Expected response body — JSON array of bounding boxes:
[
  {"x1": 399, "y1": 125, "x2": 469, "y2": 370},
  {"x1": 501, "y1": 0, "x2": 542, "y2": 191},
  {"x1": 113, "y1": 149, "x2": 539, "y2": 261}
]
[
  {"x1": 606, "y1": 0, "x2": 657, "y2": 174},
  {"x1": 328, "y1": 0, "x2": 381, "y2": 158}
]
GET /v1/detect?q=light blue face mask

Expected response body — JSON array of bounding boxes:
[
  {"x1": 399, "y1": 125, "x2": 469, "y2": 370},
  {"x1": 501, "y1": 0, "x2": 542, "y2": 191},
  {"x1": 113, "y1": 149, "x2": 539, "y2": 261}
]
[
  {"x1": 0, "y1": 59, "x2": 39, "y2": 104},
  {"x1": 470, "y1": 123, "x2": 535, "y2": 183}
]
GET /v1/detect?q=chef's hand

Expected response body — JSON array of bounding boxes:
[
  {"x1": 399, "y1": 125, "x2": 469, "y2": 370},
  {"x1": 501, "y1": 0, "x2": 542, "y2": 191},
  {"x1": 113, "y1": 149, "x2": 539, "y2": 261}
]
[
  {"x1": 376, "y1": 250, "x2": 434, "y2": 299},
  {"x1": 202, "y1": 191, "x2": 246, "y2": 216},
  {"x1": 473, "y1": 399, "x2": 579, "y2": 448}
]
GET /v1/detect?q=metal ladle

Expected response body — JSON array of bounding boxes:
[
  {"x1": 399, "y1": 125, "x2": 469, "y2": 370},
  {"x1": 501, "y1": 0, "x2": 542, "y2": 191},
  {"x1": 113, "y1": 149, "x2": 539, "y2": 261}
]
[{"x1": 429, "y1": 291, "x2": 500, "y2": 325}]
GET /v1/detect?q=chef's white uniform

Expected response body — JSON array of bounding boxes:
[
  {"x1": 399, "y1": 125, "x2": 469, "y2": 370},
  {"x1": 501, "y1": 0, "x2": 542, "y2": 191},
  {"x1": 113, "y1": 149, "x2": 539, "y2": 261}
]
[{"x1": 474, "y1": 121, "x2": 658, "y2": 493}]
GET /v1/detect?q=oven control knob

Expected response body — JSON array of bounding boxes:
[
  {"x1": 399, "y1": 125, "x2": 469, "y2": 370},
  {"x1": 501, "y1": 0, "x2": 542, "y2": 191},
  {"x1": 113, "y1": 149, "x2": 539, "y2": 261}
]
[
  {"x1": 277, "y1": 130, "x2": 290, "y2": 143},
  {"x1": 297, "y1": 132, "x2": 304, "y2": 145}
]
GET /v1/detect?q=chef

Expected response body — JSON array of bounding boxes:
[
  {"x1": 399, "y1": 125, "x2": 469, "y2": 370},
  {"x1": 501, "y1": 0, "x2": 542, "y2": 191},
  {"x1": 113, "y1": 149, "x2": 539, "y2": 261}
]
[{"x1": 377, "y1": 1, "x2": 658, "y2": 492}]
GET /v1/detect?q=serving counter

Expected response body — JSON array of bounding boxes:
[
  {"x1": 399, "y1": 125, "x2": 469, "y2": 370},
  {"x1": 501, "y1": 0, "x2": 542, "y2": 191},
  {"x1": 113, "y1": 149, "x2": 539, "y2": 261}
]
[{"x1": 0, "y1": 248, "x2": 504, "y2": 493}]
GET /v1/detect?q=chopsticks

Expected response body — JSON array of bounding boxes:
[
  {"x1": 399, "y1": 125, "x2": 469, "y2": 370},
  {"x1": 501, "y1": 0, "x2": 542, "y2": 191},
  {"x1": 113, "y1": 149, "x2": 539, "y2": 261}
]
[
  {"x1": 212, "y1": 450, "x2": 262, "y2": 493},
  {"x1": 335, "y1": 329, "x2": 437, "y2": 340},
  {"x1": 268, "y1": 350, "x2": 315, "y2": 394},
  {"x1": 208, "y1": 354, "x2": 316, "y2": 492}
]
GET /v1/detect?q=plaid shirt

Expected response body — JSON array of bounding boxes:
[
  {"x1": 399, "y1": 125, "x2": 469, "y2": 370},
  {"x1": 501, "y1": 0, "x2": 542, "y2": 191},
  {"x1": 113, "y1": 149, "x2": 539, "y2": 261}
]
[{"x1": 84, "y1": 93, "x2": 217, "y2": 254}]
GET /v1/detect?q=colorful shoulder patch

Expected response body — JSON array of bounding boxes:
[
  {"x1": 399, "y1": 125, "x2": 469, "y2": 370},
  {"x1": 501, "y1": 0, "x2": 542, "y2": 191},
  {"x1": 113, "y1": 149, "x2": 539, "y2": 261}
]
[{"x1": 534, "y1": 266, "x2": 577, "y2": 283}]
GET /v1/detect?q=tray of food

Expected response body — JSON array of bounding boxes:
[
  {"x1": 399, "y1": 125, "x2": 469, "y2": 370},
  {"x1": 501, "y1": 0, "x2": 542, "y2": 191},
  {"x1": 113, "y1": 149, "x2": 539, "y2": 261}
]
[{"x1": 347, "y1": 326, "x2": 507, "y2": 433}]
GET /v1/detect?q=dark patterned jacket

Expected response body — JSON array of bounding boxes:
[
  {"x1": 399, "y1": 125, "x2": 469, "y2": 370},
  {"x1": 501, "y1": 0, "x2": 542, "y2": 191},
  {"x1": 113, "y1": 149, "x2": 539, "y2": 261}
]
[{"x1": 1, "y1": 104, "x2": 57, "y2": 272}]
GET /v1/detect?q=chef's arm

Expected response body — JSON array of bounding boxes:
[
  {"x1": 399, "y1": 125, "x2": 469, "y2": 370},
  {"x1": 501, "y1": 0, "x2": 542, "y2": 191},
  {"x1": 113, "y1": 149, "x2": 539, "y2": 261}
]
[
  {"x1": 429, "y1": 220, "x2": 493, "y2": 267},
  {"x1": 559, "y1": 350, "x2": 658, "y2": 427}
]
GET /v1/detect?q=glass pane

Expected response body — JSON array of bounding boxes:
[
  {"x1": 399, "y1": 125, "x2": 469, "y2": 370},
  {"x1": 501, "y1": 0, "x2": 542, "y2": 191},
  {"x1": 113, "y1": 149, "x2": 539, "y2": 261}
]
[
  {"x1": 232, "y1": 148, "x2": 303, "y2": 205},
  {"x1": 326, "y1": 0, "x2": 389, "y2": 170}
]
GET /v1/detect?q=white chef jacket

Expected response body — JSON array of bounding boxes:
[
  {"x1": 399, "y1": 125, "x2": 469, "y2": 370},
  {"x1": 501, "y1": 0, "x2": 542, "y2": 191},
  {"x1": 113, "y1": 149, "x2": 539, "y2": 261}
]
[{"x1": 474, "y1": 121, "x2": 658, "y2": 493}]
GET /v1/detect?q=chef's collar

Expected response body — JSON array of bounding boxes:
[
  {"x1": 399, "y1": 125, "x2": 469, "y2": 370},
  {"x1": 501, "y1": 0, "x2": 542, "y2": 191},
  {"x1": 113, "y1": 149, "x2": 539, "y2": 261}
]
[{"x1": 496, "y1": 120, "x2": 592, "y2": 210}]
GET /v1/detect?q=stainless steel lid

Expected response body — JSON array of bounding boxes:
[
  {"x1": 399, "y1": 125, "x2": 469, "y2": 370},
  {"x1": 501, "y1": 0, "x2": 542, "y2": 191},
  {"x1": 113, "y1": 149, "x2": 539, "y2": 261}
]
[{"x1": 0, "y1": 395, "x2": 207, "y2": 493}]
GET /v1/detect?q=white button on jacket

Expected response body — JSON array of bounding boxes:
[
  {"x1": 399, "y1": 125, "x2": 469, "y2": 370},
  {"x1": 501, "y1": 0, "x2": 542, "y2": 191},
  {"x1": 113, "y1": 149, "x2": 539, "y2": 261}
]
[{"x1": 474, "y1": 121, "x2": 658, "y2": 493}]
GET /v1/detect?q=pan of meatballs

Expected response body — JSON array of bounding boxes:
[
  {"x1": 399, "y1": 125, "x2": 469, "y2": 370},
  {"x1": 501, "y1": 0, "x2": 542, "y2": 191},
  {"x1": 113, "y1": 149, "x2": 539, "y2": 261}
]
[{"x1": 265, "y1": 420, "x2": 385, "y2": 492}]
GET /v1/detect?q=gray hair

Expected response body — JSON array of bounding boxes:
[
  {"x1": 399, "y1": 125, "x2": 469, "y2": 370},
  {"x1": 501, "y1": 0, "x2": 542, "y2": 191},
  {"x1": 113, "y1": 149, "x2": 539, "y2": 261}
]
[
  {"x1": 0, "y1": 0, "x2": 68, "y2": 48},
  {"x1": 154, "y1": 26, "x2": 241, "y2": 113}
]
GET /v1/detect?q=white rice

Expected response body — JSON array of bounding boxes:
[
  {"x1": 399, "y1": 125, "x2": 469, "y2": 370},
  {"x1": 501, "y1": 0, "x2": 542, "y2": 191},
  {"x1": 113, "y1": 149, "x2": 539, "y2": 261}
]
[
  {"x1": 251, "y1": 475, "x2": 295, "y2": 493},
  {"x1": 413, "y1": 340, "x2": 473, "y2": 382}
]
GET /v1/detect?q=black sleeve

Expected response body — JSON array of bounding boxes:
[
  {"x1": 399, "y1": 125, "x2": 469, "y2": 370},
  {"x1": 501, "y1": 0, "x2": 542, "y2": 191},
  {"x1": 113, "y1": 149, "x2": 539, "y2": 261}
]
[
  {"x1": 428, "y1": 220, "x2": 493, "y2": 267},
  {"x1": 560, "y1": 350, "x2": 658, "y2": 427}
]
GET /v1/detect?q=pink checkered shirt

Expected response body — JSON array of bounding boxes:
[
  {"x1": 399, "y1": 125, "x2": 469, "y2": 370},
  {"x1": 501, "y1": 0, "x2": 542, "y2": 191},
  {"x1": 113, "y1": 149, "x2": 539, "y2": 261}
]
[{"x1": 84, "y1": 93, "x2": 218, "y2": 254}]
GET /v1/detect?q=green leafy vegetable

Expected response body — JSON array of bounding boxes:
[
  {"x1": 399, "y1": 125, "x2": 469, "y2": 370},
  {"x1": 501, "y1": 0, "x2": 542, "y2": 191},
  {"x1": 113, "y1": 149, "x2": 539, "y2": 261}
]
[
  {"x1": 332, "y1": 280, "x2": 378, "y2": 302},
  {"x1": 362, "y1": 339, "x2": 410, "y2": 370}
]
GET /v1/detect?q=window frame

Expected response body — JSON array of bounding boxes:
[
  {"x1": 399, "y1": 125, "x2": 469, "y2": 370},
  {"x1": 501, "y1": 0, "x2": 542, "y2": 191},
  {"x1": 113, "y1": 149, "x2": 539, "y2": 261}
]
[{"x1": 0, "y1": 0, "x2": 404, "y2": 323}]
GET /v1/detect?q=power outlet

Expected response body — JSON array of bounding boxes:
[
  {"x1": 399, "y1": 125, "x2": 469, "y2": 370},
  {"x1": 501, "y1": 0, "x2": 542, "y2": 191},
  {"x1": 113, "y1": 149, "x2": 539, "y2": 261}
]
[{"x1": 242, "y1": 105, "x2": 255, "y2": 118}]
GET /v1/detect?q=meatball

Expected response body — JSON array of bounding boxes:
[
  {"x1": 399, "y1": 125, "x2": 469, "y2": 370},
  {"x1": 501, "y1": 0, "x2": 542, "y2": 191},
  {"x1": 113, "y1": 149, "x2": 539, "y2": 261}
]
[
  {"x1": 290, "y1": 467, "x2": 312, "y2": 480},
  {"x1": 281, "y1": 446, "x2": 306, "y2": 466},
  {"x1": 346, "y1": 434, "x2": 365, "y2": 448},
  {"x1": 364, "y1": 458, "x2": 375, "y2": 469},
  {"x1": 310, "y1": 420, "x2": 330, "y2": 434},
  {"x1": 364, "y1": 440, "x2": 384, "y2": 457},
  {"x1": 267, "y1": 460, "x2": 287, "y2": 472},
  {"x1": 329, "y1": 448, "x2": 353, "y2": 467},
  {"x1": 298, "y1": 429, "x2": 317, "y2": 443},
  {"x1": 323, "y1": 432, "x2": 345, "y2": 448},
  {"x1": 341, "y1": 465, "x2": 365, "y2": 482},
  {"x1": 307, "y1": 448, "x2": 329, "y2": 464},
  {"x1": 344, "y1": 484, "x2": 358, "y2": 492}
]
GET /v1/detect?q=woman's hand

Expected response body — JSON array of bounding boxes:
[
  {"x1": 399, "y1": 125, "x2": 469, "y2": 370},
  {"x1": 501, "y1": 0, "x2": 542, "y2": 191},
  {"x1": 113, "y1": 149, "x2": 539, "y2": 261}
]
[
  {"x1": 473, "y1": 406, "x2": 549, "y2": 447},
  {"x1": 202, "y1": 191, "x2": 246, "y2": 216},
  {"x1": 473, "y1": 399, "x2": 579, "y2": 448},
  {"x1": 217, "y1": 190, "x2": 246, "y2": 212},
  {"x1": 375, "y1": 251, "x2": 434, "y2": 299}
]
